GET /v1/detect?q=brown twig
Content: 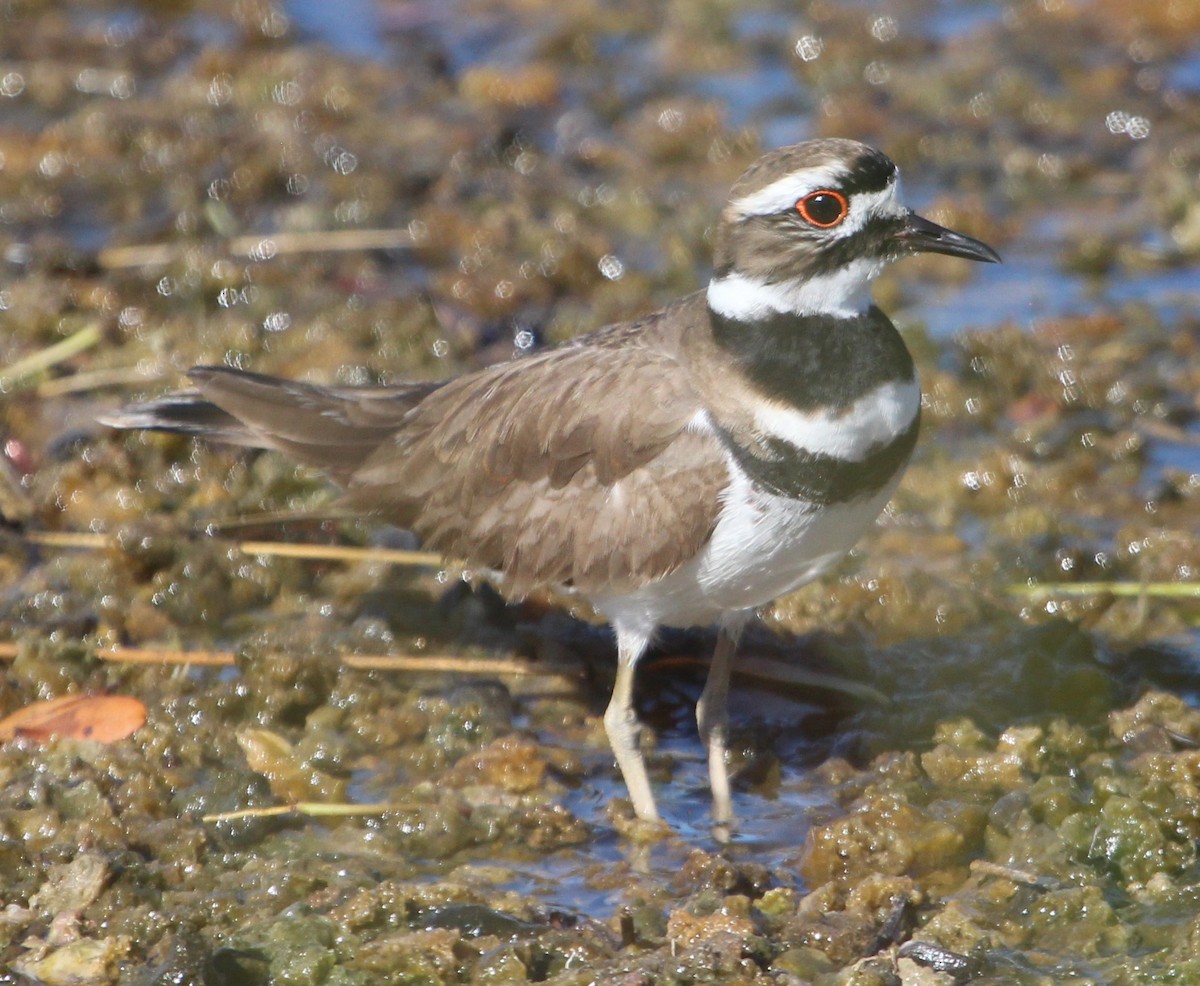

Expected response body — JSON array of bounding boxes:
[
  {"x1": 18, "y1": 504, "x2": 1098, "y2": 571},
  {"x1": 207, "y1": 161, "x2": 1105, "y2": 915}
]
[
  {"x1": 0, "y1": 641, "x2": 581, "y2": 678},
  {"x1": 200, "y1": 801, "x2": 409, "y2": 823},
  {"x1": 23, "y1": 530, "x2": 444, "y2": 568}
]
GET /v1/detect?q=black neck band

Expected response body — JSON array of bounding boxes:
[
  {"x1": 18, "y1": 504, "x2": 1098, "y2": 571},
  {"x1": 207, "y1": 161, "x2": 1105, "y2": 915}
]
[{"x1": 708, "y1": 304, "x2": 915, "y2": 412}]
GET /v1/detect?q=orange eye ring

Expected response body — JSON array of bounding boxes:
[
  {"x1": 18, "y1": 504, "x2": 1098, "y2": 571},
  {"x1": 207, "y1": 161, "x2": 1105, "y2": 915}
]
[{"x1": 796, "y1": 189, "x2": 849, "y2": 228}]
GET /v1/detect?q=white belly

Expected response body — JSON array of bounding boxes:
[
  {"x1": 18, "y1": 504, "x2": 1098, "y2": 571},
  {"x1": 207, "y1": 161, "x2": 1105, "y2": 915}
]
[{"x1": 592, "y1": 461, "x2": 902, "y2": 633}]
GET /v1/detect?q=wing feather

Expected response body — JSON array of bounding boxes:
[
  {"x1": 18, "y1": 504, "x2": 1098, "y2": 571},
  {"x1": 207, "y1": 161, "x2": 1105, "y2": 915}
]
[
  {"x1": 341, "y1": 306, "x2": 728, "y2": 593},
  {"x1": 179, "y1": 294, "x2": 727, "y2": 594}
]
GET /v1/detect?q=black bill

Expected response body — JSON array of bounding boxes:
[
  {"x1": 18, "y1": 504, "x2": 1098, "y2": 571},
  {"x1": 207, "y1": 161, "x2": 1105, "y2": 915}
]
[{"x1": 897, "y1": 212, "x2": 1001, "y2": 264}]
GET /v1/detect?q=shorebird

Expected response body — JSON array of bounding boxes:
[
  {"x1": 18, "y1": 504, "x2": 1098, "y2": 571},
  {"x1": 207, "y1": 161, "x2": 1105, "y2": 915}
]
[{"x1": 103, "y1": 139, "x2": 999, "y2": 833}]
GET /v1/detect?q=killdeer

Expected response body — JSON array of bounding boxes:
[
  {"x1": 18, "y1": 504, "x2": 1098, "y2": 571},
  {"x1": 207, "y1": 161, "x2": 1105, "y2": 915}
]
[{"x1": 103, "y1": 139, "x2": 999, "y2": 833}]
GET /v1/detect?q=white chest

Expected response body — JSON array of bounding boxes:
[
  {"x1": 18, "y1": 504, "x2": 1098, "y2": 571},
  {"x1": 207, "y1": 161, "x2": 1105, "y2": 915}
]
[
  {"x1": 693, "y1": 460, "x2": 899, "y2": 608},
  {"x1": 593, "y1": 382, "x2": 916, "y2": 632}
]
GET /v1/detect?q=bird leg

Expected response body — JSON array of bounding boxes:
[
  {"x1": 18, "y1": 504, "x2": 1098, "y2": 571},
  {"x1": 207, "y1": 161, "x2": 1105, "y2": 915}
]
[
  {"x1": 604, "y1": 624, "x2": 658, "y2": 822},
  {"x1": 696, "y1": 616, "x2": 746, "y2": 837}
]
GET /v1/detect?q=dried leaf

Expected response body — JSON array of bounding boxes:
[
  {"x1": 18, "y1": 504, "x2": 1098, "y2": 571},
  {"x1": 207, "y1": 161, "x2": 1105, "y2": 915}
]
[
  {"x1": 236, "y1": 728, "x2": 300, "y2": 781},
  {"x1": 236, "y1": 728, "x2": 342, "y2": 802},
  {"x1": 0, "y1": 694, "x2": 146, "y2": 743}
]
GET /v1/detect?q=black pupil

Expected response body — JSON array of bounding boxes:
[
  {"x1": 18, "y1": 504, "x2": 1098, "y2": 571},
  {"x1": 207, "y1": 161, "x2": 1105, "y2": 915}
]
[{"x1": 805, "y1": 193, "x2": 844, "y2": 225}]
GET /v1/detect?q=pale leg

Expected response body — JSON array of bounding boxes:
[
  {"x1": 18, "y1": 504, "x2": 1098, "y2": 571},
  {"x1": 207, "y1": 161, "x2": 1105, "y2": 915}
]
[
  {"x1": 603, "y1": 623, "x2": 658, "y2": 821},
  {"x1": 696, "y1": 614, "x2": 747, "y2": 835}
]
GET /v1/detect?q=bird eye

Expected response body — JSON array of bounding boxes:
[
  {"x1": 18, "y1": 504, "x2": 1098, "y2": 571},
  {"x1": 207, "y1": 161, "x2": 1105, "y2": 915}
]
[{"x1": 796, "y1": 190, "x2": 849, "y2": 228}]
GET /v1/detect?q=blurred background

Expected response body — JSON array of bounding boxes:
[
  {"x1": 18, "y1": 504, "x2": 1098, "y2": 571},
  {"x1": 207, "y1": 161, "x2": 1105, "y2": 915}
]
[{"x1": 2, "y1": 1, "x2": 1200, "y2": 983}]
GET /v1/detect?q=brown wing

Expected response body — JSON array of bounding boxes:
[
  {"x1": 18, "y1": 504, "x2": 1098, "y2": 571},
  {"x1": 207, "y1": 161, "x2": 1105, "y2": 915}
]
[
  {"x1": 185, "y1": 296, "x2": 729, "y2": 594},
  {"x1": 342, "y1": 319, "x2": 729, "y2": 595},
  {"x1": 400, "y1": 428, "x2": 728, "y2": 596}
]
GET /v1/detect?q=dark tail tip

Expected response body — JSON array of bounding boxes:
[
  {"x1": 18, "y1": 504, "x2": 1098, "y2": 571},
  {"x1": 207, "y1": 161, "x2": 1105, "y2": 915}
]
[{"x1": 98, "y1": 391, "x2": 251, "y2": 442}]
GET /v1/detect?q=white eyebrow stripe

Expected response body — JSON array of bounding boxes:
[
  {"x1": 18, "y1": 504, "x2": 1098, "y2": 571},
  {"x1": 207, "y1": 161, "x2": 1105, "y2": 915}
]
[
  {"x1": 729, "y1": 164, "x2": 849, "y2": 217},
  {"x1": 730, "y1": 168, "x2": 905, "y2": 231}
]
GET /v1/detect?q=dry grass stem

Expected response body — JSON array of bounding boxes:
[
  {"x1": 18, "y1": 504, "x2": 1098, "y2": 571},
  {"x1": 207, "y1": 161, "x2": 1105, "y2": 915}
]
[
  {"x1": 1, "y1": 324, "x2": 103, "y2": 393},
  {"x1": 1011, "y1": 581, "x2": 1200, "y2": 599},
  {"x1": 0, "y1": 641, "x2": 580, "y2": 679},
  {"x1": 23, "y1": 529, "x2": 444, "y2": 568},
  {"x1": 98, "y1": 228, "x2": 413, "y2": 270},
  {"x1": 201, "y1": 801, "x2": 409, "y2": 823}
]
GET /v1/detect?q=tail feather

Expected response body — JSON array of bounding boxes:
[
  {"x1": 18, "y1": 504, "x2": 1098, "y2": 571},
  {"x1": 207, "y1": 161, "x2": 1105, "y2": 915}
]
[
  {"x1": 98, "y1": 391, "x2": 260, "y2": 446},
  {"x1": 102, "y1": 365, "x2": 440, "y2": 480}
]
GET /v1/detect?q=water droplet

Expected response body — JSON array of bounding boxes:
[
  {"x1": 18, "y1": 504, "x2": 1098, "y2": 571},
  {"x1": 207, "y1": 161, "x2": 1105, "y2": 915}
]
[
  {"x1": 0, "y1": 72, "x2": 23, "y2": 98},
  {"x1": 870, "y1": 16, "x2": 898, "y2": 42},
  {"x1": 598, "y1": 254, "x2": 625, "y2": 281},
  {"x1": 263, "y1": 312, "x2": 291, "y2": 333},
  {"x1": 207, "y1": 74, "x2": 233, "y2": 107},
  {"x1": 794, "y1": 35, "x2": 823, "y2": 62}
]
